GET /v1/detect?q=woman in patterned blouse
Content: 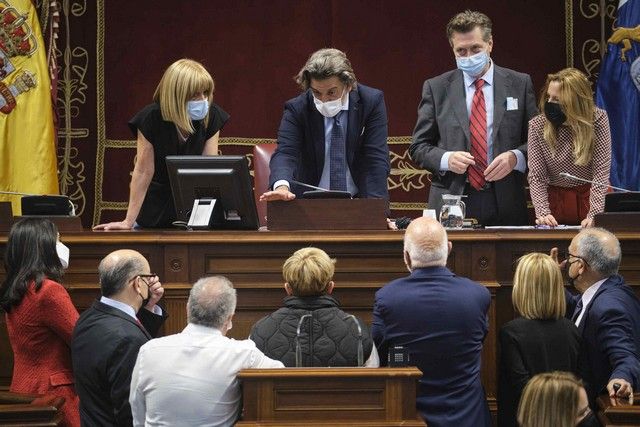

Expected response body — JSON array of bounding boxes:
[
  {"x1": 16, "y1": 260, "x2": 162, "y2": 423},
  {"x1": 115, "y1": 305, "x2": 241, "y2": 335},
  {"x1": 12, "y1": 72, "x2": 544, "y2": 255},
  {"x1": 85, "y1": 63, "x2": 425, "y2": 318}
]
[{"x1": 527, "y1": 68, "x2": 611, "y2": 227}]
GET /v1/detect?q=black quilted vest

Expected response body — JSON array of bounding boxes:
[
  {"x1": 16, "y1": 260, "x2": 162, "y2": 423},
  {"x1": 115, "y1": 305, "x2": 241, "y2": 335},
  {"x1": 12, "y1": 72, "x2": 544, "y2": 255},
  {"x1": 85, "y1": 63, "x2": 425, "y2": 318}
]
[{"x1": 250, "y1": 295, "x2": 374, "y2": 367}]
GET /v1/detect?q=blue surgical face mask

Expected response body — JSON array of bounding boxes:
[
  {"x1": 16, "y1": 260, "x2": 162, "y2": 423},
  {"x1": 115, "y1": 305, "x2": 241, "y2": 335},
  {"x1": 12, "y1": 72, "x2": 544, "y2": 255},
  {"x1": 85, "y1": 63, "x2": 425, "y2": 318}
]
[
  {"x1": 187, "y1": 99, "x2": 209, "y2": 121},
  {"x1": 456, "y1": 51, "x2": 490, "y2": 77}
]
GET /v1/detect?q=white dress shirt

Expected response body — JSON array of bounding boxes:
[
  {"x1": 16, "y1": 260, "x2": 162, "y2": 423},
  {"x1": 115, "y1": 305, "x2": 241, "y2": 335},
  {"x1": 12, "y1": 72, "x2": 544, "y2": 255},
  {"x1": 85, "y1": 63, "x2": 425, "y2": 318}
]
[
  {"x1": 575, "y1": 278, "x2": 607, "y2": 327},
  {"x1": 273, "y1": 95, "x2": 357, "y2": 194},
  {"x1": 130, "y1": 323, "x2": 284, "y2": 427}
]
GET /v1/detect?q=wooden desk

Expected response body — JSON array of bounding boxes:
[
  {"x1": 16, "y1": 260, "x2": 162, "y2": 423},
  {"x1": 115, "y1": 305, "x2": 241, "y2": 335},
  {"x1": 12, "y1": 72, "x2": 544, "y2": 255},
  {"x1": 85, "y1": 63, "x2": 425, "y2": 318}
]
[
  {"x1": 1, "y1": 229, "x2": 639, "y2": 417},
  {"x1": 0, "y1": 391, "x2": 65, "y2": 426},
  {"x1": 597, "y1": 393, "x2": 640, "y2": 426},
  {"x1": 237, "y1": 367, "x2": 424, "y2": 426}
]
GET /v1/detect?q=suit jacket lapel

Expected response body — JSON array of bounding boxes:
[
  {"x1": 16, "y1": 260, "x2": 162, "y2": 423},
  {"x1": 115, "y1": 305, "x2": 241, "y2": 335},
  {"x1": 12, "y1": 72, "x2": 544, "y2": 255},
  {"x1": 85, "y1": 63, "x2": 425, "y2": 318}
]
[
  {"x1": 447, "y1": 71, "x2": 471, "y2": 149},
  {"x1": 95, "y1": 300, "x2": 152, "y2": 339},
  {"x1": 346, "y1": 88, "x2": 361, "y2": 166},
  {"x1": 577, "y1": 276, "x2": 620, "y2": 334},
  {"x1": 308, "y1": 93, "x2": 326, "y2": 180},
  {"x1": 492, "y1": 66, "x2": 510, "y2": 155}
]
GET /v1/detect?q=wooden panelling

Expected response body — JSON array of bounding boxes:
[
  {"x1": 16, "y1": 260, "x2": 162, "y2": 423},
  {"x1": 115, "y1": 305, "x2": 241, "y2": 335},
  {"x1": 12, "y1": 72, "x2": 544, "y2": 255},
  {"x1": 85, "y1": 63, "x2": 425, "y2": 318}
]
[{"x1": 1, "y1": 229, "x2": 638, "y2": 418}]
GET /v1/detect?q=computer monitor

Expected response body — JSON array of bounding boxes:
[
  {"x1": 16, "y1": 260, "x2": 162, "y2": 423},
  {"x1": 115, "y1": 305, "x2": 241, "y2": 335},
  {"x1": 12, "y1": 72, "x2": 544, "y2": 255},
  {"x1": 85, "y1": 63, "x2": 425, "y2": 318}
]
[
  {"x1": 604, "y1": 192, "x2": 640, "y2": 212},
  {"x1": 166, "y1": 155, "x2": 259, "y2": 230}
]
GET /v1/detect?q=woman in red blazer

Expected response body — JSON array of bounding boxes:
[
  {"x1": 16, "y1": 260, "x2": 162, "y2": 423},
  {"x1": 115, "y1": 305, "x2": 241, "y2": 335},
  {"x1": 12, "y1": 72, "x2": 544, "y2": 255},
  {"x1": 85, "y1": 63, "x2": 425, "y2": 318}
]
[{"x1": 0, "y1": 218, "x2": 80, "y2": 426}]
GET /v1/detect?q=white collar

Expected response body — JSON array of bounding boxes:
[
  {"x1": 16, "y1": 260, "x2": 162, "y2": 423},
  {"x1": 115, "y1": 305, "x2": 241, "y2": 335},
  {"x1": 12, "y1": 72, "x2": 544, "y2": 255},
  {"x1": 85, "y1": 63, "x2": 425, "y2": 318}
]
[
  {"x1": 100, "y1": 296, "x2": 138, "y2": 320},
  {"x1": 581, "y1": 278, "x2": 608, "y2": 307},
  {"x1": 463, "y1": 59, "x2": 495, "y2": 88}
]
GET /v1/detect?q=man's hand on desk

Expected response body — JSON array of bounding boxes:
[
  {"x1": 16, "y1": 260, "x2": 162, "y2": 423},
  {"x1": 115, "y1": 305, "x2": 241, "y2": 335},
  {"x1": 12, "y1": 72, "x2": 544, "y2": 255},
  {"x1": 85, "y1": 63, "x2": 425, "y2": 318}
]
[{"x1": 259, "y1": 185, "x2": 296, "y2": 202}]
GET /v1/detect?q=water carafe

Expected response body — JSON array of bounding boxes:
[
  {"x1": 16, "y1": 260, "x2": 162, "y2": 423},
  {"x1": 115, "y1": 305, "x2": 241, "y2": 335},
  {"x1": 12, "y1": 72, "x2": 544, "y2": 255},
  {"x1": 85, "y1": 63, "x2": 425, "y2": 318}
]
[{"x1": 439, "y1": 194, "x2": 466, "y2": 229}]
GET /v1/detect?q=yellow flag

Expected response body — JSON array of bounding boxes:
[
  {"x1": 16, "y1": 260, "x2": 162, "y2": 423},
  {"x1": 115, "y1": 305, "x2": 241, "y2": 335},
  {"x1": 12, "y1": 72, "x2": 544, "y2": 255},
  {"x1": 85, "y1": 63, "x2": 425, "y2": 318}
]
[{"x1": 0, "y1": 0, "x2": 59, "y2": 215}]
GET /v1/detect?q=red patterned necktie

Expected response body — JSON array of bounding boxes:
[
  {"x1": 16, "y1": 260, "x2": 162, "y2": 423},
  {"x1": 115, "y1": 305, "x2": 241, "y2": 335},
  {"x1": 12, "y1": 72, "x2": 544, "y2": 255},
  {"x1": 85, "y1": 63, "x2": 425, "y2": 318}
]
[{"x1": 469, "y1": 79, "x2": 487, "y2": 190}]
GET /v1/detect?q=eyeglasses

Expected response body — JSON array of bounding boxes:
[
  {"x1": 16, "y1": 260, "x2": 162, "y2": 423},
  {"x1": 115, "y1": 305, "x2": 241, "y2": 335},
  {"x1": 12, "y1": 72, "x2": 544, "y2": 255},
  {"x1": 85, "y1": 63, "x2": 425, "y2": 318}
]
[
  {"x1": 562, "y1": 252, "x2": 588, "y2": 266},
  {"x1": 134, "y1": 274, "x2": 157, "y2": 287}
]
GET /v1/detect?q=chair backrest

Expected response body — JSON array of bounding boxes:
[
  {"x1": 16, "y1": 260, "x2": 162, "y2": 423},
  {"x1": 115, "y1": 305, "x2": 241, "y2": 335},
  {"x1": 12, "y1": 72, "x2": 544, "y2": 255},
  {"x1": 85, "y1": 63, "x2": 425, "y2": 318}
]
[{"x1": 252, "y1": 144, "x2": 277, "y2": 227}]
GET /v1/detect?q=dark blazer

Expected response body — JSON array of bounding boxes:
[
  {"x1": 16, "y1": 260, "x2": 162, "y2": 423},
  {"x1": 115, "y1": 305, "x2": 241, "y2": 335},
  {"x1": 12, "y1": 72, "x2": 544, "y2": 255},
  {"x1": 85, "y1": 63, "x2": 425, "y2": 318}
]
[
  {"x1": 269, "y1": 83, "x2": 390, "y2": 201},
  {"x1": 409, "y1": 65, "x2": 537, "y2": 225},
  {"x1": 71, "y1": 301, "x2": 166, "y2": 427},
  {"x1": 566, "y1": 275, "x2": 640, "y2": 404},
  {"x1": 372, "y1": 266, "x2": 491, "y2": 427},
  {"x1": 498, "y1": 317, "x2": 581, "y2": 427}
]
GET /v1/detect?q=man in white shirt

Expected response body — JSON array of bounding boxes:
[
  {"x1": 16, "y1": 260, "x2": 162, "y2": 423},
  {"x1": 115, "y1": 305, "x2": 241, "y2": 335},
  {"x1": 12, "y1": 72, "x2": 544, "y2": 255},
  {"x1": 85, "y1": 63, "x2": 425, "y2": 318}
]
[
  {"x1": 553, "y1": 228, "x2": 640, "y2": 405},
  {"x1": 130, "y1": 275, "x2": 284, "y2": 426}
]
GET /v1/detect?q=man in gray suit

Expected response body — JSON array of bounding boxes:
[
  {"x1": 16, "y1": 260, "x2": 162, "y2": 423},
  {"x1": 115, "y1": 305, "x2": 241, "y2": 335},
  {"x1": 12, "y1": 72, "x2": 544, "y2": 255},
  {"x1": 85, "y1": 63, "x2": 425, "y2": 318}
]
[{"x1": 410, "y1": 10, "x2": 537, "y2": 226}]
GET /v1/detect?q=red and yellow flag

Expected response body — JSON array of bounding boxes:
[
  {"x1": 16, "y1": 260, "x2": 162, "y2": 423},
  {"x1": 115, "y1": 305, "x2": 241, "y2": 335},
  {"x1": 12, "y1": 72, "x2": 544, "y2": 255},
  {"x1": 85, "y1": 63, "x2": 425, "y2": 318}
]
[{"x1": 0, "y1": 0, "x2": 58, "y2": 214}]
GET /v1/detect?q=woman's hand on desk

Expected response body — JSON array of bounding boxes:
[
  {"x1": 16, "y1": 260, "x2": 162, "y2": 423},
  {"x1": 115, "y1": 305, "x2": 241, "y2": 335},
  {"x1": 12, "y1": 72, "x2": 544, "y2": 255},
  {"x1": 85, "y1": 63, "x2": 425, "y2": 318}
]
[
  {"x1": 581, "y1": 217, "x2": 594, "y2": 228},
  {"x1": 93, "y1": 219, "x2": 134, "y2": 231},
  {"x1": 259, "y1": 186, "x2": 296, "y2": 202},
  {"x1": 536, "y1": 214, "x2": 559, "y2": 227}
]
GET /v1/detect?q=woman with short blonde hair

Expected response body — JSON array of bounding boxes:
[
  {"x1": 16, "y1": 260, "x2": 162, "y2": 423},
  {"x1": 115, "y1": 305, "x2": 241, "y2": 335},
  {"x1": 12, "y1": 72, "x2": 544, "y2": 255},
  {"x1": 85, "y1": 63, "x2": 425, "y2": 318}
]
[
  {"x1": 511, "y1": 252, "x2": 566, "y2": 320},
  {"x1": 528, "y1": 67, "x2": 611, "y2": 228},
  {"x1": 498, "y1": 253, "x2": 581, "y2": 427},
  {"x1": 94, "y1": 59, "x2": 229, "y2": 230},
  {"x1": 251, "y1": 247, "x2": 378, "y2": 368},
  {"x1": 517, "y1": 371, "x2": 593, "y2": 427},
  {"x1": 282, "y1": 247, "x2": 335, "y2": 297}
]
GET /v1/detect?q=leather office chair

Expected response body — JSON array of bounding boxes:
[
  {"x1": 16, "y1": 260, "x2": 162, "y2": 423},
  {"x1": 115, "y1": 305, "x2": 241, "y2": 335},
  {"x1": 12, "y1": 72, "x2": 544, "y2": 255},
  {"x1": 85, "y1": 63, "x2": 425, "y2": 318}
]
[{"x1": 252, "y1": 143, "x2": 277, "y2": 227}]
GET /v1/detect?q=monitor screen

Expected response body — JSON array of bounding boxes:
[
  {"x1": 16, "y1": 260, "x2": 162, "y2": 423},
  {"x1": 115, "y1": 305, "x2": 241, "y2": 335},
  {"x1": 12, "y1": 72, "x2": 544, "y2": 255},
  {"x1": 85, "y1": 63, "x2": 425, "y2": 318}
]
[{"x1": 166, "y1": 155, "x2": 259, "y2": 230}]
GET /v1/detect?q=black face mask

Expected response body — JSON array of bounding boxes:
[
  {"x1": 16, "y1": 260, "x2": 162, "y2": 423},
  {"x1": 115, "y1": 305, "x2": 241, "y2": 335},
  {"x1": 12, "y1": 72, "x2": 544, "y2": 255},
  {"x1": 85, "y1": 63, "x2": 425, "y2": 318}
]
[
  {"x1": 564, "y1": 260, "x2": 578, "y2": 287},
  {"x1": 576, "y1": 411, "x2": 600, "y2": 427},
  {"x1": 544, "y1": 101, "x2": 567, "y2": 126},
  {"x1": 137, "y1": 278, "x2": 151, "y2": 312}
]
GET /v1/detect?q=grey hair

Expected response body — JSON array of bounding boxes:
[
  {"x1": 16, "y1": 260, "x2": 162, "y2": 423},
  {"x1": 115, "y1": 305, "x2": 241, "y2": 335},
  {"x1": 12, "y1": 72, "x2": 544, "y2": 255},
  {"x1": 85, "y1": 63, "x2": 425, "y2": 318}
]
[
  {"x1": 294, "y1": 48, "x2": 357, "y2": 90},
  {"x1": 98, "y1": 256, "x2": 146, "y2": 297},
  {"x1": 187, "y1": 276, "x2": 237, "y2": 329},
  {"x1": 575, "y1": 228, "x2": 621, "y2": 277},
  {"x1": 404, "y1": 228, "x2": 449, "y2": 268}
]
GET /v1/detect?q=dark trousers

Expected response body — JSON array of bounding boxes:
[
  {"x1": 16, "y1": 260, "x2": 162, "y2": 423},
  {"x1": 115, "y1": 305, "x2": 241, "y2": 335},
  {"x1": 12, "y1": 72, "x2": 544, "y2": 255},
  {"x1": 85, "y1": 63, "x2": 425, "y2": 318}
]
[{"x1": 465, "y1": 183, "x2": 501, "y2": 226}]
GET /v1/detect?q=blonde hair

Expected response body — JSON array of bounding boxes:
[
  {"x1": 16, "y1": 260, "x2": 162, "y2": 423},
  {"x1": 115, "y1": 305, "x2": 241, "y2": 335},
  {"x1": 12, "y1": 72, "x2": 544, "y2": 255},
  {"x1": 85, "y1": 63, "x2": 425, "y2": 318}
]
[
  {"x1": 512, "y1": 253, "x2": 566, "y2": 319},
  {"x1": 153, "y1": 59, "x2": 215, "y2": 135},
  {"x1": 539, "y1": 68, "x2": 596, "y2": 166},
  {"x1": 283, "y1": 247, "x2": 335, "y2": 297},
  {"x1": 517, "y1": 371, "x2": 584, "y2": 427}
]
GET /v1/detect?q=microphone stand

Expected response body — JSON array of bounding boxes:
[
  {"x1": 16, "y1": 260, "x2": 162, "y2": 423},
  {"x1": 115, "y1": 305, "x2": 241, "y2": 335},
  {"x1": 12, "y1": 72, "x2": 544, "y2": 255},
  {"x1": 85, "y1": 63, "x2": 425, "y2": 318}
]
[
  {"x1": 559, "y1": 173, "x2": 632, "y2": 193},
  {"x1": 295, "y1": 314, "x2": 312, "y2": 367}
]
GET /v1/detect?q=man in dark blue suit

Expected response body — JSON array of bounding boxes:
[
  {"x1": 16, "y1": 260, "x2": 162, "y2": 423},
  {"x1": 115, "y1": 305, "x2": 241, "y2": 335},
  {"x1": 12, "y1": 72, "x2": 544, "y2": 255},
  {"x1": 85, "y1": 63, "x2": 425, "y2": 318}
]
[
  {"x1": 556, "y1": 228, "x2": 640, "y2": 405},
  {"x1": 372, "y1": 217, "x2": 491, "y2": 427},
  {"x1": 259, "y1": 48, "x2": 390, "y2": 203}
]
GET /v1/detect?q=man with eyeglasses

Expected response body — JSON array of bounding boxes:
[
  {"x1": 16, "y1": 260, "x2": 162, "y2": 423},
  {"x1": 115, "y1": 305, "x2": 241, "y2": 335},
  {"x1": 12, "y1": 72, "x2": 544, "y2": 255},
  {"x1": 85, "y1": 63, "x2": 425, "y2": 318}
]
[
  {"x1": 552, "y1": 228, "x2": 640, "y2": 406},
  {"x1": 72, "y1": 249, "x2": 167, "y2": 426}
]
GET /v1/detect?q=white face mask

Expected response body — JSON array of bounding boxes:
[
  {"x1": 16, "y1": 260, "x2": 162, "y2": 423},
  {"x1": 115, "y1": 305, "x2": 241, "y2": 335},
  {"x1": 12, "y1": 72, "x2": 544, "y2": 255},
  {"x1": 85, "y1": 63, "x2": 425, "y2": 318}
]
[
  {"x1": 56, "y1": 241, "x2": 70, "y2": 269},
  {"x1": 313, "y1": 90, "x2": 345, "y2": 118}
]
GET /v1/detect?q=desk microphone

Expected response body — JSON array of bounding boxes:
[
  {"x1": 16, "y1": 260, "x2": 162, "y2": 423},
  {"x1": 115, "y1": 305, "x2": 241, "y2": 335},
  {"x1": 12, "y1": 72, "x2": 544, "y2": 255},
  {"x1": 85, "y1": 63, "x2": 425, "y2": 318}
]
[
  {"x1": 558, "y1": 172, "x2": 631, "y2": 193},
  {"x1": 0, "y1": 190, "x2": 76, "y2": 216},
  {"x1": 344, "y1": 314, "x2": 364, "y2": 366},
  {"x1": 289, "y1": 180, "x2": 329, "y2": 192},
  {"x1": 295, "y1": 314, "x2": 312, "y2": 367}
]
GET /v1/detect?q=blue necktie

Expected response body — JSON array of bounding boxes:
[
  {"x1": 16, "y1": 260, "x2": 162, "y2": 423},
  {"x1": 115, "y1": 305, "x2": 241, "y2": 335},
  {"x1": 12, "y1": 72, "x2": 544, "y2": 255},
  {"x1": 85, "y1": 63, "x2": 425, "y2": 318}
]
[
  {"x1": 571, "y1": 298, "x2": 584, "y2": 323},
  {"x1": 329, "y1": 111, "x2": 347, "y2": 191}
]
